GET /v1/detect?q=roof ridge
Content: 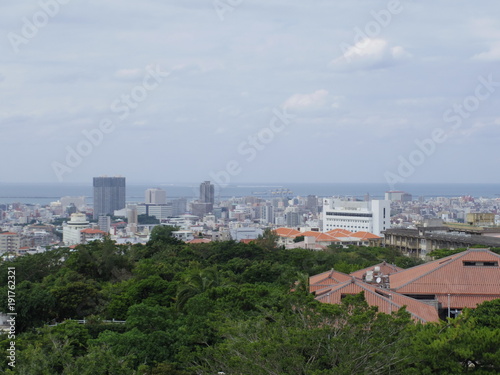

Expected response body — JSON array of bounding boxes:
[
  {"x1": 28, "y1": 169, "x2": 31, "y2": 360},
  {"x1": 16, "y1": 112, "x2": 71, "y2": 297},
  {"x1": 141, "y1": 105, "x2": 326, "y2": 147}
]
[
  {"x1": 357, "y1": 281, "x2": 430, "y2": 322},
  {"x1": 315, "y1": 281, "x2": 351, "y2": 298}
]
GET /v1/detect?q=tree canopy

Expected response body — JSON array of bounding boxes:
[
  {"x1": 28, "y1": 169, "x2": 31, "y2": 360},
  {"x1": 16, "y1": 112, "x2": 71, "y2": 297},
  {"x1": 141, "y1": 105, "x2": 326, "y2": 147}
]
[{"x1": 0, "y1": 238, "x2": 498, "y2": 374}]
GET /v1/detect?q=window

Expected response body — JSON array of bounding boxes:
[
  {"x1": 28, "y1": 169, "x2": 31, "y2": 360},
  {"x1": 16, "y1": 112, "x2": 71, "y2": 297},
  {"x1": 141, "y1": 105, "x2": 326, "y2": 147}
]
[{"x1": 463, "y1": 261, "x2": 498, "y2": 267}]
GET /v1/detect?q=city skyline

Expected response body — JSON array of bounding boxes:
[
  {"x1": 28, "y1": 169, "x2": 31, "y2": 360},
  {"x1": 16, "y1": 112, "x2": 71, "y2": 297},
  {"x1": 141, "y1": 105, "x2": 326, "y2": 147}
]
[{"x1": 1, "y1": 1, "x2": 500, "y2": 185}]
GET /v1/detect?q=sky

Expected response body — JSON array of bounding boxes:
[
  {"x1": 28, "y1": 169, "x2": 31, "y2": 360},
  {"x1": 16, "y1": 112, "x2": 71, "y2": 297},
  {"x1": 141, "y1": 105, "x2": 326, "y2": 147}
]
[{"x1": 1, "y1": 0, "x2": 500, "y2": 187}]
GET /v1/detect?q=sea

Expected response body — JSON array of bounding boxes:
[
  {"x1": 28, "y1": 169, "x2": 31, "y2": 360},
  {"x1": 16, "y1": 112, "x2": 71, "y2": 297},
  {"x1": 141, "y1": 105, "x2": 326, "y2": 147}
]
[{"x1": 0, "y1": 182, "x2": 499, "y2": 206}]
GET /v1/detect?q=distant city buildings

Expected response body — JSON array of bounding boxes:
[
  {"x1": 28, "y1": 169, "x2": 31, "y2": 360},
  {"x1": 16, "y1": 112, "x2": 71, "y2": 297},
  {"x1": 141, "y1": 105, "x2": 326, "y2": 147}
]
[{"x1": 93, "y1": 176, "x2": 126, "y2": 219}]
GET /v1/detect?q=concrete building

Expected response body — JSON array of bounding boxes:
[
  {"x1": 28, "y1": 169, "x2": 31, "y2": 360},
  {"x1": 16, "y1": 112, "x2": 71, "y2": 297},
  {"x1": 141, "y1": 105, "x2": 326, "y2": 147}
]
[
  {"x1": 98, "y1": 215, "x2": 111, "y2": 233},
  {"x1": 93, "y1": 176, "x2": 126, "y2": 219},
  {"x1": 322, "y1": 199, "x2": 390, "y2": 236},
  {"x1": 191, "y1": 202, "x2": 213, "y2": 218},
  {"x1": 258, "y1": 205, "x2": 275, "y2": 224},
  {"x1": 230, "y1": 226, "x2": 263, "y2": 241},
  {"x1": 466, "y1": 213, "x2": 495, "y2": 227},
  {"x1": 127, "y1": 205, "x2": 138, "y2": 225},
  {"x1": 384, "y1": 226, "x2": 500, "y2": 258},
  {"x1": 172, "y1": 230, "x2": 195, "y2": 242},
  {"x1": 80, "y1": 228, "x2": 107, "y2": 243},
  {"x1": 200, "y1": 181, "x2": 215, "y2": 204},
  {"x1": 137, "y1": 204, "x2": 173, "y2": 220},
  {"x1": 385, "y1": 191, "x2": 412, "y2": 202},
  {"x1": 62, "y1": 213, "x2": 90, "y2": 245},
  {"x1": 171, "y1": 198, "x2": 187, "y2": 216},
  {"x1": 0, "y1": 232, "x2": 21, "y2": 255},
  {"x1": 145, "y1": 188, "x2": 167, "y2": 205}
]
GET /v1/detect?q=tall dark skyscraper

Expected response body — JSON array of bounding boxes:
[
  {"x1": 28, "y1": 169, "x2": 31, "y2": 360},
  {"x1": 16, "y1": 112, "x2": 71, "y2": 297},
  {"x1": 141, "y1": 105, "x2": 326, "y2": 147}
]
[
  {"x1": 93, "y1": 176, "x2": 126, "y2": 219},
  {"x1": 200, "y1": 181, "x2": 215, "y2": 204}
]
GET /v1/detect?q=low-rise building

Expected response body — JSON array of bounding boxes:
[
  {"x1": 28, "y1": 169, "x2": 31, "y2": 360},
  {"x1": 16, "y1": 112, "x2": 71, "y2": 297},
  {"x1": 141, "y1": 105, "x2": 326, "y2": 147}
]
[{"x1": 310, "y1": 248, "x2": 500, "y2": 321}]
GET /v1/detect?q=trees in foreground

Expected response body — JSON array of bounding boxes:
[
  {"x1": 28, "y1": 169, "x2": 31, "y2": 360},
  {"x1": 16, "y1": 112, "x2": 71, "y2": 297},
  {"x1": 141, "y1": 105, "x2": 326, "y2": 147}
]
[{"x1": 0, "y1": 238, "x2": 499, "y2": 374}]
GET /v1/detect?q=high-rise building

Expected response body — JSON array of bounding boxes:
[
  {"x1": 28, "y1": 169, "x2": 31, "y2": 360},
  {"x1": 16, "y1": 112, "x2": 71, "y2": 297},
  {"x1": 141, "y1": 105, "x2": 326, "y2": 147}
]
[
  {"x1": 145, "y1": 188, "x2": 167, "y2": 205},
  {"x1": 171, "y1": 198, "x2": 187, "y2": 216},
  {"x1": 93, "y1": 176, "x2": 126, "y2": 219},
  {"x1": 200, "y1": 181, "x2": 215, "y2": 204}
]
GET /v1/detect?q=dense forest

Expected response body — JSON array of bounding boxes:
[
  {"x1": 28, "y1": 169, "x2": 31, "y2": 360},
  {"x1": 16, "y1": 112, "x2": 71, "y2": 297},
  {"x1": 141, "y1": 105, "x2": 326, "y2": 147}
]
[{"x1": 1, "y1": 227, "x2": 499, "y2": 374}]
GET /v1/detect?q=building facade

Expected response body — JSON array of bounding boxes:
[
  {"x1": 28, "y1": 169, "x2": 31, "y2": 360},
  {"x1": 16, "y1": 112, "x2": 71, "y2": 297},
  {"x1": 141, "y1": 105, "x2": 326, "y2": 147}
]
[
  {"x1": 322, "y1": 199, "x2": 390, "y2": 236},
  {"x1": 0, "y1": 232, "x2": 21, "y2": 254},
  {"x1": 145, "y1": 188, "x2": 167, "y2": 205},
  {"x1": 200, "y1": 181, "x2": 215, "y2": 204},
  {"x1": 93, "y1": 176, "x2": 126, "y2": 219},
  {"x1": 63, "y1": 213, "x2": 90, "y2": 245}
]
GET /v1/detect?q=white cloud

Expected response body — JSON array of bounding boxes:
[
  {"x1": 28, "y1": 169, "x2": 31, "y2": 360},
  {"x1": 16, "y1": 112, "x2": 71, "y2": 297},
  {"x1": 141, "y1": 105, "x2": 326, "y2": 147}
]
[
  {"x1": 114, "y1": 68, "x2": 143, "y2": 80},
  {"x1": 283, "y1": 89, "x2": 329, "y2": 110},
  {"x1": 472, "y1": 43, "x2": 500, "y2": 61},
  {"x1": 330, "y1": 38, "x2": 411, "y2": 71}
]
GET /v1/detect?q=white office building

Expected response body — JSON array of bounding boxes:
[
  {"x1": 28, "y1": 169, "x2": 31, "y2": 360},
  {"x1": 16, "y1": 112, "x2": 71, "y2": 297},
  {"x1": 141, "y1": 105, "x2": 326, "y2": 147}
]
[
  {"x1": 322, "y1": 199, "x2": 390, "y2": 236},
  {"x1": 62, "y1": 213, "x2": 90, "y2": 245}
]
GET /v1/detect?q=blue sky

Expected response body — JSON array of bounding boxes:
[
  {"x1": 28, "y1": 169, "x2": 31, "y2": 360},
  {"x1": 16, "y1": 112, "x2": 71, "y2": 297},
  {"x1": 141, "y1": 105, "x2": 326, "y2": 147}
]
[{"x1": 1, "y1": 0, "x2": 499, "y2": 185}]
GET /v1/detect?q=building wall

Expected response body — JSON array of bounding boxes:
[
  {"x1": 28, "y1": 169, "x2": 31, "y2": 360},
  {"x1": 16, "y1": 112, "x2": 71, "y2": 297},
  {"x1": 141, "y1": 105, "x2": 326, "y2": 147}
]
[
  {"x1": 200, "y1": 181, "x2": 215, "y2": 204},
  {"x1": 322, "y1": 199, "x2": 390, "y2": 236},
  {"x1": 145, "y1": 188, "x2": 167, "y2": 204},
  {"x1": 93, "y1": 177, "x2": 126, "y2": 219},
  {"x1": 0, "y1": 233, "x2": 21, "y2": 254},
  {"x1": 63, "y1": 213, "x2": 90, "y2": 245}
]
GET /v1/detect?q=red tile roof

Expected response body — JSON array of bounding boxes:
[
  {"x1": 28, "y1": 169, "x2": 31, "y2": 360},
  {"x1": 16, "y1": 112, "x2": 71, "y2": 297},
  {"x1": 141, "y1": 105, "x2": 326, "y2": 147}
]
[
  {"x1": 389, "y1": 249, "x2": 500, "y2": 297},
  {"x1": 188, "y1": 238, "x2": 212, "y2": 244},
  {"x1": 80, "y1": 228, "x2": 107, "y2": 234},
  {"x1": 326, "y1": 229, "x2": 352, "y2": 237},
  {"x1": 350, "y1": 231, "x2": 382, "y2": 240},
  {"x1": 315, "y1": 278, "x2": 439, "y2": 323},
  {"x1": 275, "y1": 228, "x2": 300, "y2": 237},
  {"x1": 310, "y1": 248, "x2": 500, "y2": 317},
  {"x1": 300, "y1": 231, "x2": 340, "y2": 242},
  {"x1": 309, "y1": 269, "x2": 352, "y2": 293}
]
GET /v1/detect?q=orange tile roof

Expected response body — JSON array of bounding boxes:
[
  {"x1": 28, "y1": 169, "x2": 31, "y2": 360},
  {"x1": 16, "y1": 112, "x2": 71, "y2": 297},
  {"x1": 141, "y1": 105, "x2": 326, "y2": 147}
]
[
  {"x1": 80, "y1": 228, "x2": 107, "y2": 234},
  {"x1": 300, "y1": 231, "x2": 340, "y2": 242},
  {"x1": 188, "y1": 238, "x2": 212, "y2": 244},
  {"x1": 315, "y1": 278, "x2": 439, "y2": 323},
  {"x1": 390, "y1": 249, "x2": 500, "y2": 297},
  {"x1": 275, "y1": 227, "x2": 300, "y2": 237},
  {"x1": 326, "y1": 229, "x2": 353, "y2": 236},
  {"x1": 309, "y1": 269, "x2": 352, "y2": 292},
  {"x1": 349, "y1": 261, "x2": 404, "y2": 280},
  {"x1": 350, "y1": 231, "x2": 382, "y2": 240}
]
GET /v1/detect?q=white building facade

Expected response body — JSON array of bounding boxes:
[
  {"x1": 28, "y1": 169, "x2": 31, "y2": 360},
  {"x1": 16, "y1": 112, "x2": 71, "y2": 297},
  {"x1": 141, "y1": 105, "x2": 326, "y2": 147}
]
[
  {"x1": 62, "y1": 213, "x2": 90, "y2": 245},
  {"x1": 322, "y1": 199, "x2": 390, "y2": 236}
]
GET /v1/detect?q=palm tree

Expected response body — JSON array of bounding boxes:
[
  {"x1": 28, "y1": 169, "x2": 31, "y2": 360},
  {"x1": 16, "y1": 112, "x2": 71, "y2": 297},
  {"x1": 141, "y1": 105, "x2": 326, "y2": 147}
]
[{"x1": 176, "y1": 267, "x2": 224, "y2": 311}]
